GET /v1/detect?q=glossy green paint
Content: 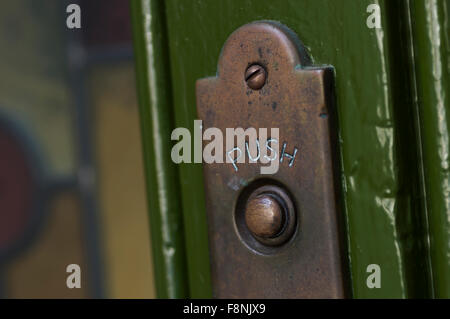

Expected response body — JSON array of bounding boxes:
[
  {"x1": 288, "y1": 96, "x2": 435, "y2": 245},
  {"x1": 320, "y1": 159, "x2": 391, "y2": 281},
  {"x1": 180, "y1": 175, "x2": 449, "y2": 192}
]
[
  {"x1": 409, "y1": 0, "x2": 450, "y2": 298},
  {"x1": 163, "y1": 0, "x2": 432, "y2": 298},
  {"x1": 131, "y1": 0, "x2": 189, "y2": 298}
]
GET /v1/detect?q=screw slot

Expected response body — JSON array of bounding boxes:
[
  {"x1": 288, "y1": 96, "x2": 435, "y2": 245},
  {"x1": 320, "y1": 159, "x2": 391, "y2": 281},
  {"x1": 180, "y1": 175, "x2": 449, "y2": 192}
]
[{"x1": 245, "y1": 64, "x2": 267, "y2": 90}]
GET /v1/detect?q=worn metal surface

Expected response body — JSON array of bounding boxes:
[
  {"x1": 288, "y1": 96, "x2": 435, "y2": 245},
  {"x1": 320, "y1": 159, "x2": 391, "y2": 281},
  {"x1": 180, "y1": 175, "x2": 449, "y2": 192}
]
[{"x1": 196, "y1": 21, "x2": 347, "y2": 298}]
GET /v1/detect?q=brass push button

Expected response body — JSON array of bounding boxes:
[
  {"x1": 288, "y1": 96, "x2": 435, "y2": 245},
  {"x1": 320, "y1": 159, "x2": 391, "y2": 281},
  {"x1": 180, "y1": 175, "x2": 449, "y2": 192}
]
[
  {"x1": 238, "y1": 184, "x2": 296, "y2": 248},
  {"x1": 245, "y1": 194, "x2": 285, "y2": 239}
]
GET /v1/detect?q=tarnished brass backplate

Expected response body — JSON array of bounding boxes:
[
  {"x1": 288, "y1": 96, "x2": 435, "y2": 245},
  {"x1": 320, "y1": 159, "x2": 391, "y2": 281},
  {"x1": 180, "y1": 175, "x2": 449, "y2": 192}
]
[{"x1": 196, "y1": 21, "x2": 347, "y2": 298}]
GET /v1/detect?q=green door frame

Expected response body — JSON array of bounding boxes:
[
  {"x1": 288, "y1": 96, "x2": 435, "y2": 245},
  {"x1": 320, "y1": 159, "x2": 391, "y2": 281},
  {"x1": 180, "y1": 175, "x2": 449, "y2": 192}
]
[{"x1": 131, "y1": 0, "x2": 449, "y2": 299}]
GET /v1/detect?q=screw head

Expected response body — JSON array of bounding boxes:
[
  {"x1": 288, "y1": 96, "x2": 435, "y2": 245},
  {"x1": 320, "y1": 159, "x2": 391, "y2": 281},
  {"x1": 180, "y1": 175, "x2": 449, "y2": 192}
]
[
  {"x1": 245, "y1": 194, "x2": 285, "y2": 239},
  {"x1": 245, "y1": 64, "x2": 266, "y2": 90}
]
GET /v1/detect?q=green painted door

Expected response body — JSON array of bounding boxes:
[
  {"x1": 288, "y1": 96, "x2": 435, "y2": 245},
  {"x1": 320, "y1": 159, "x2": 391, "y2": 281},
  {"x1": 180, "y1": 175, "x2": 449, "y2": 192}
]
[{"x1": 131, "y1": 0, "x2": 450, "y2": 298}]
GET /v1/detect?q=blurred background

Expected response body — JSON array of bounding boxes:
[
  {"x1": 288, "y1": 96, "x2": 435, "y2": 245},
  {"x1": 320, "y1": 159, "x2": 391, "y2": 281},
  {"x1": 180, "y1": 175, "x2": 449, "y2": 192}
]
[{"x1": 0, "y1": 0, "x2": 155, "y2": 298}]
